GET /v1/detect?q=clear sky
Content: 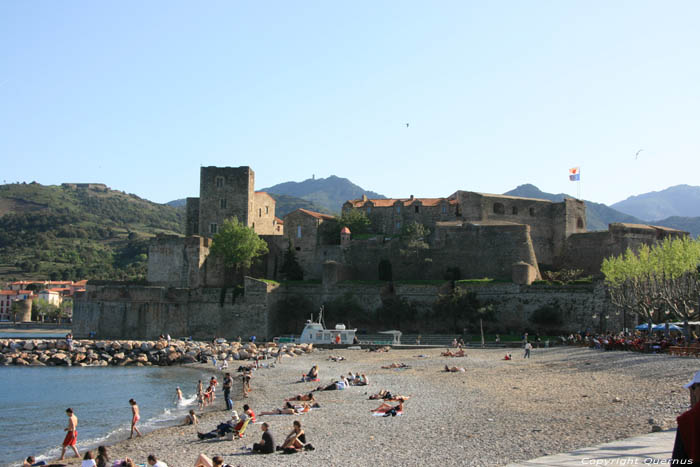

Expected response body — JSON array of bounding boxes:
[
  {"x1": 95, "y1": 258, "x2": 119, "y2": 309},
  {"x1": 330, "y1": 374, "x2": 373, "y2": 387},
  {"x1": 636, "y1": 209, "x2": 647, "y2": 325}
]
[{"x1": 1, "y1": 1, "x2": 698, "y2": 205}]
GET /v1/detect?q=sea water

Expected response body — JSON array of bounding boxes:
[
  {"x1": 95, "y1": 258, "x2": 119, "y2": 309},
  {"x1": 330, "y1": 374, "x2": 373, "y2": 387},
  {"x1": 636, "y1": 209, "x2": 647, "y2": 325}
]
[{"x1": 0, "y1": 365, "x2": 214, "y2": 466}]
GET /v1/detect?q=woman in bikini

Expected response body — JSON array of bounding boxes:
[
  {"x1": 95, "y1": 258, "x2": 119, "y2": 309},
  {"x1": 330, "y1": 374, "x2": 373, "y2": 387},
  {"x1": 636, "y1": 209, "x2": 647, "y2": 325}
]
[
  {"x1": 285, "y1": 392, "x2": 315, "y2": 402},
  {"x1": 259, "y1": 402, "x2": 314, "y2": 415},
  {"x1": 280, "y1": 420, "x2": 311, "y2": 452},
  {"x1": 371, "y1": 400, "x2": 404, "y2": 416},
  {"x1": 128, "y1": 399, "x2": 142, "y2": 439}
]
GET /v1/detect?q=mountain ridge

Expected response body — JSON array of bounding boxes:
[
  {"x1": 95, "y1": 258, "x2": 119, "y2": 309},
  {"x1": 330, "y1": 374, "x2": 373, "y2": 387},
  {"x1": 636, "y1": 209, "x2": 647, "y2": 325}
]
[
  {"x1": 610, "y1": 184, "x2": 700, "y2": 221},
  {"x1": 261, "y1": 175, "x2": 385, "y2": 214}
]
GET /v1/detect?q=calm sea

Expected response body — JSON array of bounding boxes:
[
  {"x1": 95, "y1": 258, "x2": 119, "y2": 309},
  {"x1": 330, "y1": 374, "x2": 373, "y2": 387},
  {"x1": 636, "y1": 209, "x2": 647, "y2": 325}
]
[{"x1": 0, "y1": 365, "x2": 215, "y2": 466}]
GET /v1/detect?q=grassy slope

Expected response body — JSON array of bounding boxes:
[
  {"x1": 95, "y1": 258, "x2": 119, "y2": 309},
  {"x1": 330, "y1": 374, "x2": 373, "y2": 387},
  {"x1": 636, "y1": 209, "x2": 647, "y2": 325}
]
[{"x1": 0, "y1": 183, "x2": 183, "y2": 283}]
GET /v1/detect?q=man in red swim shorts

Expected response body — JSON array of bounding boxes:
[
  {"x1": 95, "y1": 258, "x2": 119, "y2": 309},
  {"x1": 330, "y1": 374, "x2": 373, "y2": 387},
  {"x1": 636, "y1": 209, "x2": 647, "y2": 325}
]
[{"x1": 60, "y1": 408, "x2": 80, "y2": 460}]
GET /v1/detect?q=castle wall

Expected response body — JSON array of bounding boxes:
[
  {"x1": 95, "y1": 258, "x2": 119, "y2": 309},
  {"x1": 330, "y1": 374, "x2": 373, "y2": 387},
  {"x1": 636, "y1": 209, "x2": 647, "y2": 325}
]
[
  {"x1": 268, "y1": 280, "x2": 622, "y2": 334},
  {"x1": 338, "y1": 222, "x2": 540, "y2": 281},
  {"x1": 185, "y1": 198, "x2": 200, "y2": 236},
  {"x1": 558, "y1": 223, "x2": 688, "y2": 276},
  {"x1": 72, "y1": 278, "x2": 274, "y2": 340}
]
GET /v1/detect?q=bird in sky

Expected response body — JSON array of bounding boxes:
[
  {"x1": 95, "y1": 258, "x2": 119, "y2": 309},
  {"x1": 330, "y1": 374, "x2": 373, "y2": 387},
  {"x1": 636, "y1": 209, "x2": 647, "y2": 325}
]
[
  {"x1": 635, "y1": 149, "x2": 644, "y2": 159},
  {"x1": 405, "y1": 123, "x2": 409, "y2": 128}
]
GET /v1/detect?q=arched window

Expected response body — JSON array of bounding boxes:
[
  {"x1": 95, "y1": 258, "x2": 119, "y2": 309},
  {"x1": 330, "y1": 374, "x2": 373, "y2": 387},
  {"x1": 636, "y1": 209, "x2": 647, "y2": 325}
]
[
  {"x1": 577, "y1": 217, "x2": 584, "y2": 229},
  {"x1": 493, "y1": 203, "x2": 505, "y2": 215},
  {"x1": 297, "y1": 225, "x2": 302, "y2": 239},
  {"x1": 529, "y1": 207, "x2": 535, "y2": 217},
  {"x1": 512, "y1": 206, "x2": 518, "y2": 215}
]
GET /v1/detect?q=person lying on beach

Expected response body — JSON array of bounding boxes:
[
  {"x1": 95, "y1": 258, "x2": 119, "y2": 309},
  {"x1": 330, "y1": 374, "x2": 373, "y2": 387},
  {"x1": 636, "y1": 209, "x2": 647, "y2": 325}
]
[
  {"x1": 147, "y1": 454, "x2": 168, "y2": 467},
  {"x1": 194, "y1": 454, "x2": 232, "y2": 467},
  {"x1": 22, "y1": 456, "x2": 47, "y2": 466},
  {"x1": 259, "y1": 402, "x2": 317, "y2": 415},
  {"x1": 444, "y1": 365, "x2": 466, "y2": 372},
  {"x1": 381, "y1": 362, "x2": 410, "y2": 369},
  {"x1": 368, "y1": 390, "x2": 409, "y2": 401},
  {"x1": 328, "y1": 355, "x2": 345, "y2": 362},
  {"x1": 301, "y1": 365, "x2": 319, "y2": 382},
  {"x1": 197, "y1": 413, "x2": 246, "y2": 440},
  {"x1": 183, "y1": 410, "x2": 198, "y2": 426},
  {"x1": 371, "y1": 401, "x2": 404, "y2": 416},
  {"x1": 285, "y1": 392, "x2": 315, "y2": 402},
  {"x1": 313, "y1": 376, "x2": 349, "y2": 391},
  {"x1": 503, "y1": 354, "x2": 512, "y2": 360},
  {"x1": 441, "y1": 349, "x2": 465, "y2": 357},
  {"x1": 368, "y1": 346, "x2": 390, "y2": 352}
]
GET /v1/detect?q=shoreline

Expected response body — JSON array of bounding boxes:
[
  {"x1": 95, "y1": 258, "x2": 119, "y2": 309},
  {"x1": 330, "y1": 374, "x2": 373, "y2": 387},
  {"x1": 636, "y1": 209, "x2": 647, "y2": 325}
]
[{"x1": 39, "y1": 346, "x2": 696, "y2": 466}]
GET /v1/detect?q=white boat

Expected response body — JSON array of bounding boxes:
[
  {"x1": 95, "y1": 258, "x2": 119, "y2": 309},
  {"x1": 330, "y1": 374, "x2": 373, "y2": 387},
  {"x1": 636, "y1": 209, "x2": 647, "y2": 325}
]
[{"x1": 277, "y1": 307, "x2": 357, "y2": 344}]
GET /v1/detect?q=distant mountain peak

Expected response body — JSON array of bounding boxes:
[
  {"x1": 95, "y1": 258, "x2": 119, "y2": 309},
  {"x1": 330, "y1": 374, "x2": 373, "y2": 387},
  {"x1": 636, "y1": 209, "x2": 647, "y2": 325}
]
[
  {"x1": 611, "y1": 184, "x2": 700, "y2": 221},
  {"x1": 261, "y1": 176, "x2": 385, "y2": 214}
]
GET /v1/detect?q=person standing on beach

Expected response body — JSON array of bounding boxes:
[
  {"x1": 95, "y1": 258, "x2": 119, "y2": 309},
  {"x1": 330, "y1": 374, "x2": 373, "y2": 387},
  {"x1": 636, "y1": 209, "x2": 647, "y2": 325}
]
[
  {"x1": 672, "y1": 371, "x2": 700, "y2": 462},
  {"x1": 129, "y1": 399, "x2": 142, "y2": 439},
  {"x1": 242, "y1": 369, "x2": 252, "y2": 397},
  {"x1": 174, "y1": 386, "x2": 182, "y2": 405},
  {"x1": 59, "y1": 407, "x2": 79, "y2": 460},
  {"x1": 523, "y1": 342, "x2": 532, "y2": 359},
  {"x1": 223, "y1": 372, "x2": 233, "y2": 410}
]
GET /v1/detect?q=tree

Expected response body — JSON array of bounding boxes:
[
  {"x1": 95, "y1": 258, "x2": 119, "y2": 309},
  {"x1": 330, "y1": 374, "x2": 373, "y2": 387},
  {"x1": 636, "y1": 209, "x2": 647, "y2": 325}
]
[
  {"x1": 399, "y1": 222, "x2": 430, "y2": 255},
  {"x1": 280, "y1": 244, "x2": 304, "y2": 281},
  {"x1": 320, "y1": 209, "x2": 372, "y2": 244},
  {"x1": 601, "y1": 237, "x2": 700, "y2": 335},
  {"x1": 209, "y1": 217, "x2": 269, "y2": 270}
]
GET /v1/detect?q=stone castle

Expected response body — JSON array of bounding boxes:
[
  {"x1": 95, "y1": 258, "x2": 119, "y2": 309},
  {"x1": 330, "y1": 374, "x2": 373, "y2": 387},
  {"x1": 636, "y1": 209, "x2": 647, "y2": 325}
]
[{"x1": 73, "y1": 166, "x2": 686, "y2": 340}]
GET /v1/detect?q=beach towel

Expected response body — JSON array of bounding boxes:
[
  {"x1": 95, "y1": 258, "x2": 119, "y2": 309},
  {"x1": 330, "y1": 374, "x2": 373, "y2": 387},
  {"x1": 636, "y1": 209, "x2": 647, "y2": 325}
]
[{"x1": 372, "y1": 410, "x2": 403, "y2": 417}]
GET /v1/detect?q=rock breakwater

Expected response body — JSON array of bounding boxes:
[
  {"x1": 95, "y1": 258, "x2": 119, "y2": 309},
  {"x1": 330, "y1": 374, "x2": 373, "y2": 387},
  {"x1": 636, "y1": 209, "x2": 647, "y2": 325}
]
[{"x1": 0, "y1": 339, "x2": 314, "y2": 367}]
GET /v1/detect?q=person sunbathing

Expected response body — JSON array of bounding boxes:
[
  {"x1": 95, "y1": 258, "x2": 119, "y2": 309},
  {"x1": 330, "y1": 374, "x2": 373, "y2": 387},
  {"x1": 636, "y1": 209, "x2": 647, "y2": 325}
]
[
  {"x1": 313, "y1": 376, "x2": 349, "y2": 391},
  {"x1": 381, "y1": 362, "x2": 409, "y2": 369},
  {"x1": 441, "y1": 349, "x2": 465, "y2": 357},
  {"x1": 357, "y1": 374, "x2": 369, "y2": 386},
  {"x1": 259, "y1": 402, "x2": 316, "y2": 415},
  {"x1": 285, "y1": 393, "x2": 315, "y2": 402},
  {"x1": 369, "y1": 389, "x2": 391, "y2": 400},
  {"x1": 444, "y1": 365, "x2": 466, "y2": 372},
  {"x1": 371, "y1": 401, "x2": 404, "y2": 416},
  {"x1": 328, "y1": 355, "x2": 345, "y2": 362}
]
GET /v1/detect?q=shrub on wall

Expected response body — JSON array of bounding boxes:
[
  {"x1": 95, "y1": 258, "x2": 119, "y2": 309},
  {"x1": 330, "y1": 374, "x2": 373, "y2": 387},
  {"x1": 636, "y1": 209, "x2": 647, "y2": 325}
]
[
  {"x1": 323, "y1": 293, "x2": 371, "y2": 329},
  {"x1": 375, "y1": 296, "x2": 418, "y2": 330},
  {"x1": 432, "y1": 289, "x2": 495, "y2": 334}
]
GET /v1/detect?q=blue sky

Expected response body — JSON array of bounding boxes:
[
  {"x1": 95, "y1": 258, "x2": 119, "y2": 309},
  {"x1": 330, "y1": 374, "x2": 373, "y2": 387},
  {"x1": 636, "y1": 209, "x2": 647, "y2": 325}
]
[{"x1": 1, "y1": 1, "x2": 698, "y2": 205}]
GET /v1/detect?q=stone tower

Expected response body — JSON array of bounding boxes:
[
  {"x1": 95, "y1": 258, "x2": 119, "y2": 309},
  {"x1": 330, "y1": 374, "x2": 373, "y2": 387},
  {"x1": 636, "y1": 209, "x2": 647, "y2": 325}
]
[{"x1": 186, "y1": 166, "x2": 255, "y2": 237}]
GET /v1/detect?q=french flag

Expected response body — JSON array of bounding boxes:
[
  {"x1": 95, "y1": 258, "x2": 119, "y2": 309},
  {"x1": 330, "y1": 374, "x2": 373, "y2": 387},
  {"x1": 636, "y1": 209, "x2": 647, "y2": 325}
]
[{"x1": 569, "y1": 167, "x2": 580, "y2": 181}]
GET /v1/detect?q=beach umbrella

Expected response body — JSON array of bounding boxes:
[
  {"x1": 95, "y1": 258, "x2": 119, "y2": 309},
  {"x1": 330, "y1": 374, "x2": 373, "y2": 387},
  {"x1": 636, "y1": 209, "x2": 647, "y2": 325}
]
[
  {"x1": 652, "y1": 323, "x2": 682, "y2": 331},
  {"x1": 635, "y1": 323, "x2": 653, "y2": 330}
]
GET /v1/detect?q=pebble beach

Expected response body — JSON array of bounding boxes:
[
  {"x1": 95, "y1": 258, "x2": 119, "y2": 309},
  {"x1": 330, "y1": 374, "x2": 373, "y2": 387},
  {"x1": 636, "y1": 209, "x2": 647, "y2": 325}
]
[{"x1": 45, "y1": 346, "x2": 698, "y2": 466}]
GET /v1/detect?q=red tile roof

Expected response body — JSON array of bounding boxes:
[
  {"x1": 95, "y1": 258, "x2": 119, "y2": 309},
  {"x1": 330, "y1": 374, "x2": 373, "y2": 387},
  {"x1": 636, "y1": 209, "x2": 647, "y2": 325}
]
[
  {"x1": 296, "y1": 209, "x2": 336, "y2": 221},
  {"x1": 341, "y1": 226, "x2": 351, "y2": 234},
  {"x1": 346, "y1": 197, "x2": 456, "y2": 208},
  {"x1": 274, "y1": 217, "x2": 284, "y2": 224}
]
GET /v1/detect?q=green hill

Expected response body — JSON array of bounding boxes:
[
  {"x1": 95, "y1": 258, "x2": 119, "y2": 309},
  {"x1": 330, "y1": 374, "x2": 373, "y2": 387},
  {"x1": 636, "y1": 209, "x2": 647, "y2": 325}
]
[{"x1": 0, "y1": 183, "x2": 184, "y2": 283}]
